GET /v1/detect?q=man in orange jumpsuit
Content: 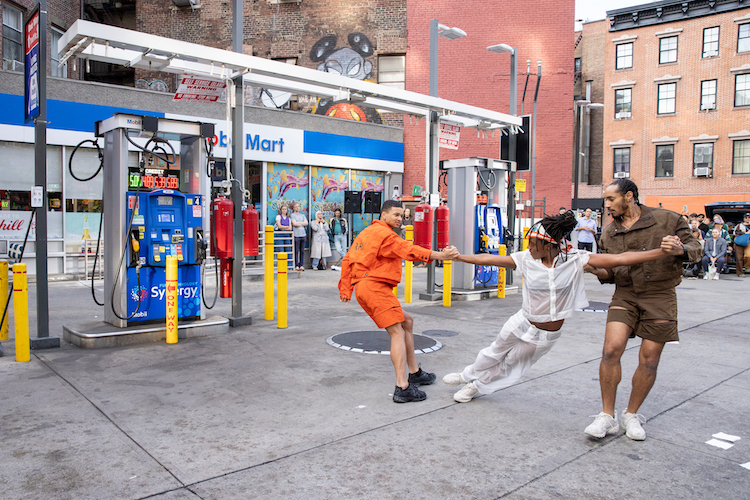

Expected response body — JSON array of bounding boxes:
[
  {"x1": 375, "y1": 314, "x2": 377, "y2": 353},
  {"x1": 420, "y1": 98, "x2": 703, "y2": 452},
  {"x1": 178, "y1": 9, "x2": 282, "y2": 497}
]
[{"x1": 339, "y1": 200, "x2": 459, "y2": 403}]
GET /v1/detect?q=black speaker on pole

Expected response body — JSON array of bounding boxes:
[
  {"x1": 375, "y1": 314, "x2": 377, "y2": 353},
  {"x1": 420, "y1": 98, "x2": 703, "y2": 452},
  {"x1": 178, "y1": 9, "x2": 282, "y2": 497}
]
[
  {"x1": 344, "y1": 190, "x2": 362, "y2": 213},
  {"x1": 364, "y1": 191, "x2": 382, "y2": 214}
]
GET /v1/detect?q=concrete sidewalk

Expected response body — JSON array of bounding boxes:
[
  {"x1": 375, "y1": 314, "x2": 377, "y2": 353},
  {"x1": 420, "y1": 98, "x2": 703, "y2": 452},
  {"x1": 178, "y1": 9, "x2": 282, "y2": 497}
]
[{"x1": 1, "y1": 268, "x2": 749, "y2": 499}]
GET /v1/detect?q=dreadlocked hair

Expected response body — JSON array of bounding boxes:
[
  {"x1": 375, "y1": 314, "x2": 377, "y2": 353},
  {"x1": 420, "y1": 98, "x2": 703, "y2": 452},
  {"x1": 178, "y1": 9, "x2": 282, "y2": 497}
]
[{"x1": 527, "y1": 210, "x2": 578, "y2": 246}]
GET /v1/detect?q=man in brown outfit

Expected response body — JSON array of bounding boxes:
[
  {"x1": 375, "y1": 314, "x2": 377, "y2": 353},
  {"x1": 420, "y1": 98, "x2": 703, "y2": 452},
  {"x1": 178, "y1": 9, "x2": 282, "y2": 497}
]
[{"x1": 584, "y1": 179, "x2": 702, "y2": 441}]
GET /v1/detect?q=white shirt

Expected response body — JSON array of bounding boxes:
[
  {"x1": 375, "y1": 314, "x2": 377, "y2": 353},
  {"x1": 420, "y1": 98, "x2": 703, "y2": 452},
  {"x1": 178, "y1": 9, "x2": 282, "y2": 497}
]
[{"x1": 511, "y1": 249, "x2": 590, "y2": 322}]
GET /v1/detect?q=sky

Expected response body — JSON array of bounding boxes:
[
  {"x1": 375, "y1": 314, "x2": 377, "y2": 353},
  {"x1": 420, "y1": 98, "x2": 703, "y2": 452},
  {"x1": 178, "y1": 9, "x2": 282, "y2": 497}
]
[{"x1": 575, "y1": 0, "x2": 647, "y2": 29}]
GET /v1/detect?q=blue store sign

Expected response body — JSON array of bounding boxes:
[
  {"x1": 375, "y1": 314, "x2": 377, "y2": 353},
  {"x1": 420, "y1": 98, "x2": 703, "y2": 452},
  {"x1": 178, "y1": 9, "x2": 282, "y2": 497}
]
[{"x1": 24, "y1": 7, "x2": 40, "y2": 124}]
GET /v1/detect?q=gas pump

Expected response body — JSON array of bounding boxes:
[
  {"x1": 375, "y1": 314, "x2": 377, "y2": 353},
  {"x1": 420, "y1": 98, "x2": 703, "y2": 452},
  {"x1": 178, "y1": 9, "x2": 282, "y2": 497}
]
[
  {"x1": 442, "y1": 157, "x2": 511, "y2": 290},
  {"x1": 91, "y1": 114, "x2": 214, "y2": 328}
]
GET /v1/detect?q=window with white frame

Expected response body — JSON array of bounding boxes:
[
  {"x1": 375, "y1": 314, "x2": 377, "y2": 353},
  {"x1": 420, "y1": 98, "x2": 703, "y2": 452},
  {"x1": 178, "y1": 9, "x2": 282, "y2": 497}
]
[
  {"x1": 736, "y1": 74, "x2": 750, "y2": 107},
  {"x1": 734, "y1": 140, "x2": 750, "y2": 174},
  {"x1": 701, "y1": 80, "x2": 717, "y2": 110},
  {"x1": 614, "y1": 148, "x2": 630, "y2": 177},
  {"x1": 616, "y1": 43, "x2": 633, "y2": 70},
  {"x1": 2, "y1": 4, "x2": 24, "y2": 72},
  {"x1": 655, "y1": 144, "x2": 674, "y2": 177},
  {"x1": 51, "y1": 28, "x2": 68, "y2": 78},
  {"x1": 615, "y1": 88, "x2": 632, "y2": 118},
  {"x1": 702, "y1": 27, "x2": 719, "y2": 58},
  {"x1": 693, "y1": 143, "x2": 714, "y2": 175},
  {"x1": 378, "y1": 55, "x2": 405, "y2": 90},
  {"x1": 659, "y1": 36, "x2": 678, "y2": 64},
  {"x1": 658, "y1": 83, "x2": 676, "y2": 114},
  {"x1": 738, "y1": 24, "x2": 750, "y2": 53}
]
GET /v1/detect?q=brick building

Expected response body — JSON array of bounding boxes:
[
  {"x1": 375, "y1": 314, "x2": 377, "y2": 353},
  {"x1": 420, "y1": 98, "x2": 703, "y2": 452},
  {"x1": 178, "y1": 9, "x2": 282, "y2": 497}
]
[
  {"x1": 2, "y1": 0, "x2": 576, "y2": 217},
  {"x1": 601, "y1": 0, "x2": 750, "y2": 214}
]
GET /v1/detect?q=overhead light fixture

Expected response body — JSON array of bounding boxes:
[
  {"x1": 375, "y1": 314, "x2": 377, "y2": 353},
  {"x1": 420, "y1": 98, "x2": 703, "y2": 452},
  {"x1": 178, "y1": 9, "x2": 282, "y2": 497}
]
[
  {"x1": 487, "y1": 43, "x2": 515, "y2": 56},
  {"x1": 438, "y1": 24, "x2": 467, "y2": 40}
]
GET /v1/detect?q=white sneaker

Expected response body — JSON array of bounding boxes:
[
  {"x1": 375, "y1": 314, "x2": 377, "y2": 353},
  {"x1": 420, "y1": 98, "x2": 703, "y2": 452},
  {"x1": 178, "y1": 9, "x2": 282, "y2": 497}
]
[
  {"x1": 621, "y1": 411, "x2": 646, "y2": 441},
  {"x1": 713, "y1": 274, "x2": 719, "y2": 280},
  {"x1": 584, "y1": 411, "x2": 619, "y2": 438},
  {"x1": 703, "y1": 274, "x2": 709, "y2": 280},
  {"x1": 453, "y1": 382, "x2": 479, "y2": 403},
  {"x1": 442, "y1": 372, "x2": 466, "y2": 386}
]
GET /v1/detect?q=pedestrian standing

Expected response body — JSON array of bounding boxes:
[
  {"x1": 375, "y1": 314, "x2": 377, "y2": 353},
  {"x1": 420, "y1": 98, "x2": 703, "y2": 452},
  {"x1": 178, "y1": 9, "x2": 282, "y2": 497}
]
[{"x1": 574, "y1": 208, "x2": 597, "y2": 252}]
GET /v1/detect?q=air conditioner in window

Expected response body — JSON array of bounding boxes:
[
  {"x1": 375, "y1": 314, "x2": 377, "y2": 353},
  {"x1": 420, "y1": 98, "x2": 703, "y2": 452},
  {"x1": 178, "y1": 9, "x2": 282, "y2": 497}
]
[
  {"x1": 615, "y1": 111, "x2": 631, "y2": 119},
  {"x1": 701, "y1": 104, "x2": 716, "y2": 111},
  {"x1": 171, "y1": 0, "x2": 199, "y2": 7},
  {"x1": 614, "y1": 171, "x2": 630, "y2": 179},
  {"x1": 704, "y1": 50, "x2": 718, "y2": 57},
  {"x1": 694, "y1": 167, "x2": 712, "y2": 177}
]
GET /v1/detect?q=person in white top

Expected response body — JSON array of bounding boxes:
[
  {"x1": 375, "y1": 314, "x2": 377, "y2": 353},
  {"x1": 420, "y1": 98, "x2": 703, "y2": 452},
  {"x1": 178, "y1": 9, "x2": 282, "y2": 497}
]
[{"x1": 442, "y1": 211, "x2": 671, "y2": 403}]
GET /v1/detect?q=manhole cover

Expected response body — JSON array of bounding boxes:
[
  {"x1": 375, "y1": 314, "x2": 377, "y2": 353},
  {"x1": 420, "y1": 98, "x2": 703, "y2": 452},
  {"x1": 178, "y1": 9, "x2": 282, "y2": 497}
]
[
  {"x1": 327, "y1": 331, "x2": 442, "y2": 355},
  {"x1": 422, "y1": 329, "x2": 459, "y2": 337},
  {"x1": 576, "y1": 301, "x2": 610, "y2": 313}
]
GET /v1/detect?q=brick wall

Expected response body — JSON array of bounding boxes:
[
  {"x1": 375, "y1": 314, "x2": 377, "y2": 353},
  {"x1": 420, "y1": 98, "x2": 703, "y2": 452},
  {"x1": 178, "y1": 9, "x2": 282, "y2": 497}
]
[
  {"x1": 603, "y1": 8, "x2": 750, "y2": 214},
  {"x1": 405, "y1": 0, "x2": 575, "y2": 213}
]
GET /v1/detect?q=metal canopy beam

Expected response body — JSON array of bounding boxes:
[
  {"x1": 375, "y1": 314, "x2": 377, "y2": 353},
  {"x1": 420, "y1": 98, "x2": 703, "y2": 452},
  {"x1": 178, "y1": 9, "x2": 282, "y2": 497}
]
[{"x1": 59, "y1": 20, "x2": 521, "y2": 130}]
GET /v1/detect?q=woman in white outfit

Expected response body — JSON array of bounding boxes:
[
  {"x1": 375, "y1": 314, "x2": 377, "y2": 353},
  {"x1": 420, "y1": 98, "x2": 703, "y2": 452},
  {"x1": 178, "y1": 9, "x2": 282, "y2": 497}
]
[
  {"x1": 310, "y1": 211, "x2": 332, "y2": 270},
  {"x1": 444, "y1": 212, "x2": 669, "y2": 403}
]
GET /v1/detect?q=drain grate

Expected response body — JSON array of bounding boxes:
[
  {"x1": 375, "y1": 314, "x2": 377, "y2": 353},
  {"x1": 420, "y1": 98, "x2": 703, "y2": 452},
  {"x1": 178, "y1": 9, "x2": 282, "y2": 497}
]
[{"x1": 327, "y1": 330, "x2": 442, "y2": 355}]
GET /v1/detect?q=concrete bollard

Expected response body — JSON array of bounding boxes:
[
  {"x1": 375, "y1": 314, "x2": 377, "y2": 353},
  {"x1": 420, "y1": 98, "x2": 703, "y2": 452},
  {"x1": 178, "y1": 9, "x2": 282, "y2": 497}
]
[
  {"x1": 404, "y1": 225, "x2": 413, "y2": 303},
  {"x1": 12, "y1": 263, "x2": 29, "y2": 362},
  {"x1": 443, "y1": 260, "x2": 452, "y2": 307},
  {"x1": 264, "y1": 225, "x2": 274, "y2": 321},
  {"x1": 166, "y1": 255, "x2": 178, "y2": 344},
  {"x1": 278, "y1": 252, "x2": 287, "y2": 329}
]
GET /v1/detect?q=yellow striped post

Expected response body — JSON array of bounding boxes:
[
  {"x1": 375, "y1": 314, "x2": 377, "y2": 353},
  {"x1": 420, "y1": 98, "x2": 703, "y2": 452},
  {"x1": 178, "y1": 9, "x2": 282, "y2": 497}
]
[
  {"x1": 264, "y1": 225, "x2": 274, "y2": 321},
  {"x1": 12, "y1": 263, "x2": 29, "y2": 362},
  {"x1": 522, "y1": 226, "x2": 530, "y2": 250},
  {"x1": 442, "y1": 260, "x2": 452, "y2": 307},
  {"x1": 166, "y1": 256, "x2": 178, "y2": 344},
  {"x1": 278, "y1": 252, "x2": 287, "y2": 329},
  {"x1": 497, "y1": 244, "x2": 506, "y2": 299},
  {"x1": 404, "y1": 225, "x2": 413, "y2": 303},
  {"x1": 0, "y1": 261, "x2": 8, "y2": 341}
]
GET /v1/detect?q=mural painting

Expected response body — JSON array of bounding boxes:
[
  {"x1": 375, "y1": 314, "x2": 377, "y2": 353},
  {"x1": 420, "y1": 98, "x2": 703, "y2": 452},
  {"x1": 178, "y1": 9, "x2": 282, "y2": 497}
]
[
  {"x1": 310, "y1": 167, "x2": 349, "y2": 219},
  {"x1": 266, "y1": 163, "x2": 309, "y2": 227}
]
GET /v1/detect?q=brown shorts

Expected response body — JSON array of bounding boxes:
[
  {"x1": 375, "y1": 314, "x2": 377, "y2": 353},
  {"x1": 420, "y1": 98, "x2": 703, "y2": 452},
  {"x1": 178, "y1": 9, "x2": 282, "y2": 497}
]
[
  {"x1": 607, "y1": 287, "x2": 679, "y2": 343},
  {"x1": 354, "y1": 279, "x2": 404, "y2": 329}
]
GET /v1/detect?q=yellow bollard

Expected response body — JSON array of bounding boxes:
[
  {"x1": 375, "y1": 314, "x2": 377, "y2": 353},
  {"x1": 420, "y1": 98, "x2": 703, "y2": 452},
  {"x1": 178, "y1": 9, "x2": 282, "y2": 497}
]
[
  {"x1": 393, "y1": 286, "x2": 397, "y2": 296},
  {"x1": 443, "y1": 260, "x2": 452, "y2": 307},
  {"x1": 497, "y1": 244, "x2": 506, "y2": 299},
  {"x1": 0, "y1": 261, "x2": 8, "y2": 341},
  {"x1": 278, "y1": 252, "x2": 288, "y2": 329},
  {"x1": 166, "y1": 255, "x2": 178, "y2": 344},
  {"x1": 404, "y1": 225, "x2": 413, "y2": 303},
  {"x1": 264, "y1": 225, "x2": 274, "y2": 321},
  {"x1": 12, "y1": 263, "x2": 29, "y2": 362},
  {"x1": 522, "y1": 226, "x2": 530, "y2": 251}
]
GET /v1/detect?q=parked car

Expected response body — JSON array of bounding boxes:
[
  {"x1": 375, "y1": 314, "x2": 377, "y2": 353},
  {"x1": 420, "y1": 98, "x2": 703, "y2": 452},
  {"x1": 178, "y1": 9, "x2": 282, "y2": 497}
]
[{"x1": 704, "y1": 201, "x2": 750, "y2": 273}]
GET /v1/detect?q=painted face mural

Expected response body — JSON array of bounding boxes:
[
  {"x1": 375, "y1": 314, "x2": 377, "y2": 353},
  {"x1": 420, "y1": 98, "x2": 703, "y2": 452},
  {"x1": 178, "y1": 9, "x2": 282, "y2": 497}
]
[{"x1": 309, "y1": 33, "x2": 383, "y2": 124}]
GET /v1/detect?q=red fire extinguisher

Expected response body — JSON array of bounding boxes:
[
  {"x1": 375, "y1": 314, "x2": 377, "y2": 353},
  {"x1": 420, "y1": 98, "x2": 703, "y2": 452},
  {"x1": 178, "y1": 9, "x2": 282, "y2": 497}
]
[
  {"x1": 212, "y1": 196, "x2": 233, "y2": 298},
  {"x1": 243, "y1": 205, "x2": 259, "y2": 256},
  {"x1": 436, "y1": 205, "x2": 450, "y2": 249},
  {"x1": 413, "y1": 202, "x2": 433, "y2": 250}
]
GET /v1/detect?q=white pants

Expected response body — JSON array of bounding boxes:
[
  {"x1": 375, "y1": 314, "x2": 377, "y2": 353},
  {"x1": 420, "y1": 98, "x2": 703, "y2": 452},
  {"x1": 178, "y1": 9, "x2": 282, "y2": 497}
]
[{"x1": 461, "y1": 310, "x2": 562, "y2": 395}]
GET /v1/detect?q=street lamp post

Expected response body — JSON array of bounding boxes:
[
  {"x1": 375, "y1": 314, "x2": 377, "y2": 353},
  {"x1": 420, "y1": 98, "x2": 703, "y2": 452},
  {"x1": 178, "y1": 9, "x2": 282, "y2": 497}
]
[
  {"x1": 487, "y1": 44, "x2": 517, "y2": 261},
  {"x1": 572, "y1": 100, "x2": 604, "y2": 211},
  {"x1": 423, "y1": 20, "x2": 466, "y2": 299}
]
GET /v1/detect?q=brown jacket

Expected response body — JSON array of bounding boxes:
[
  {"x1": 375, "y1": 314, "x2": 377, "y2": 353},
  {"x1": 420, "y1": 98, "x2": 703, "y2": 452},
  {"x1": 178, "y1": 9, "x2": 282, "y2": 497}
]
[{"x1": 599, "y1": 205, "x2": 702, "y2": 293}]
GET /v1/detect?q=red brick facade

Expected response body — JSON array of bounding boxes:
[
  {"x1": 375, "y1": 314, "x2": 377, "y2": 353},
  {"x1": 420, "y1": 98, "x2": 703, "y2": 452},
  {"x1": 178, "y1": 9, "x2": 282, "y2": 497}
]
[
  {"x1": 603, "y1": 6, "x2": 750, "y2": 214},
  {"x1": 405, "y1": 0, "x2": 575, "y2": 213}
]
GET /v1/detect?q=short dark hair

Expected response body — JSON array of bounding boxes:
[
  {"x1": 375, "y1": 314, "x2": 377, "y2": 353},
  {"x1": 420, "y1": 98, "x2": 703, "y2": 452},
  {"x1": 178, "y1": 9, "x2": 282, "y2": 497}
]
[
  {"x1": 609, "y1": 179, "x2": 639, "y2": 204},
  {"x1": 381, "y1": 200, "x2": 403, "y2": 214}
]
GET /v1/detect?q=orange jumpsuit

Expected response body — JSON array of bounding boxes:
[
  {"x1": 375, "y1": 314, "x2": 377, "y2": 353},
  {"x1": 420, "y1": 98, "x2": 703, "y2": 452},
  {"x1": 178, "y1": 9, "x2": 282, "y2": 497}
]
[{"x1": 339, "y1": 219, "x2": 432, "y2": 328}]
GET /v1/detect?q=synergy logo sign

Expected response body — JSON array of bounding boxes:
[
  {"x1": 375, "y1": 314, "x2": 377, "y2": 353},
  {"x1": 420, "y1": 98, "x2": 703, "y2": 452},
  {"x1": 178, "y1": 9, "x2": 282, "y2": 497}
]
[{"x1": 24, "y1": 8, "x2": 40, "y2": 123}]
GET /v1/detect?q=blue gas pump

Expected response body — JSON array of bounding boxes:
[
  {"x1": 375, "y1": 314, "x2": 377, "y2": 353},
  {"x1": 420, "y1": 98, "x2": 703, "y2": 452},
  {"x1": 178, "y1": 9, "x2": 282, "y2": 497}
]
[
  {"x1": 126, "y1": 189, "x2": 205, "y2": 322},
  {"x1": 474, "y1": 204, "x2": 504, "y2": 287}
]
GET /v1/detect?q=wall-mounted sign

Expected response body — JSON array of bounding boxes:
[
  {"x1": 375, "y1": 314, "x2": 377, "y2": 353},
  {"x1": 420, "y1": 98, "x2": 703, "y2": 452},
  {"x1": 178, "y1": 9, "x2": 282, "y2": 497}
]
[
  {"x1": 439, "y1": 122, "x2": 460, "y2": 150},
  {"x1": 174, "y1": 77, "x2": 226, "y2": 102}
]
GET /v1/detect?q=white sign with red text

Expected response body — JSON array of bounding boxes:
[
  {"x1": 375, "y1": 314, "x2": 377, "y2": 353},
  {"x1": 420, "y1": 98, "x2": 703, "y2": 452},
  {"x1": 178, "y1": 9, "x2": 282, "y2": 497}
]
[
  {"x1": 439, "y1": 122, "x2": 460, "y2": 150},
  {"x1": 174, "y1": 78, "x2": 226, "y2": 102},
  {"x1": 0, "y1": 212, "x2": 36, "y2": 240}
]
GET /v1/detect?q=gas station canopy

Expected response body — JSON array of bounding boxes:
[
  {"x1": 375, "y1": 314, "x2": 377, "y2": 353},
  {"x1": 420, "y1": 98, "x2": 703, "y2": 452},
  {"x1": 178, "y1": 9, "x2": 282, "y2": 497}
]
[{"x1": 58, "y1": 20, "x2": 522, "y2": 131}]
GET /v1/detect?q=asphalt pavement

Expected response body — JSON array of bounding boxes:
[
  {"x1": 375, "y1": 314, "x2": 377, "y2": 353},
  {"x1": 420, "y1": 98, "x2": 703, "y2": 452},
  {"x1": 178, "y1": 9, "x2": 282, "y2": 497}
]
[{"x1": 1, "y1": 266, "x2": 749, "y2": 499}]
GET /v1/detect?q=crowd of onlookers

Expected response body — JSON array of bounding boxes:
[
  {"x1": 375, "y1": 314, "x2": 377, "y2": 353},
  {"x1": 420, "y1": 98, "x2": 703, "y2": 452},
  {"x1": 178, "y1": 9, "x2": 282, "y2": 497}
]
[{"x1": 683, "y1": 212, "x2": 750, "y2": 279}]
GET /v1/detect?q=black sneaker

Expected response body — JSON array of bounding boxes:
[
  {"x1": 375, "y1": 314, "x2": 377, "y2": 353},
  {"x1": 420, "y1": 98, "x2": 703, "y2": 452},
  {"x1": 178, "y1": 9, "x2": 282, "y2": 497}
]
[
  {"x1": 393, "y1": 383, "x2": 427, "y2": 403},
  {"x1": 408, "y1": 367, "x2": 436, "y2": 386}
]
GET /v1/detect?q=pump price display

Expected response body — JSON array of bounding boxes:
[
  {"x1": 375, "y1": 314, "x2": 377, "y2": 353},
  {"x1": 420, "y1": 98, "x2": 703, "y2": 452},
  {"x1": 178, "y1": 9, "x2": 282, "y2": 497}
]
[{"x1": 128, "y1": 170, "x2": 180, "y2": 191}]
